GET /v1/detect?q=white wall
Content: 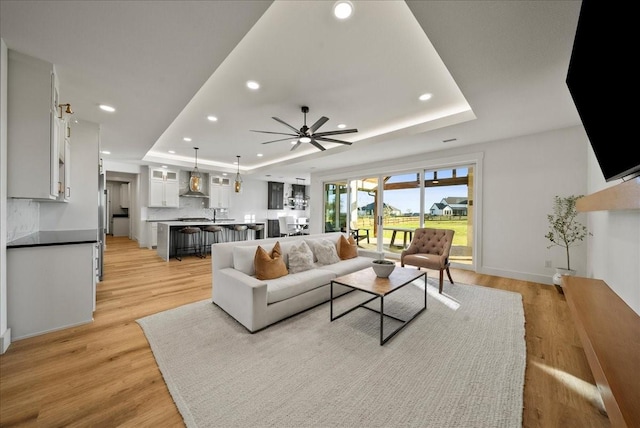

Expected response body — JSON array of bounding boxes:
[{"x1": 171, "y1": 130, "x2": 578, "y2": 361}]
[
  {"x1": 227, "y1": 177, "x2": 269, "y2": 224},
  {"x1": 312, "y1": 125, "x2": 588, "y2": 285},
  {"x1": 39, "y1": 120, "x2": 99, "y2": 231},
  {"x1": 584, "y1": 146, "x2": 640, "y2": 314}
]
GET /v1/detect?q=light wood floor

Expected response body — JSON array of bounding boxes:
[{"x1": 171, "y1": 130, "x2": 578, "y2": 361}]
[{"x1": 1, "y1": 236, "x2": 610, "y2": 427}]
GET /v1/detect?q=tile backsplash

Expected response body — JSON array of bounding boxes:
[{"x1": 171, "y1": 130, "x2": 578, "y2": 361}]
[{"x1": 6, "y1": 199, "x2": 39, "y2": 242}]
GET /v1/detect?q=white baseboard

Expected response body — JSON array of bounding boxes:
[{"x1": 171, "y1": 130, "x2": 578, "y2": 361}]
[
  {"x1": 0, "y1": 328, "x2": 11, "y2": 354},
  {"x1": 479, "y1": 266, "x2": 554, "y2": 286}
]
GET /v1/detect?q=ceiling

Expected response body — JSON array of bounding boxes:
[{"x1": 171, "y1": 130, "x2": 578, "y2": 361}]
[{"x1": 0, "y1": 0, "x2": 583, "y2": 183}]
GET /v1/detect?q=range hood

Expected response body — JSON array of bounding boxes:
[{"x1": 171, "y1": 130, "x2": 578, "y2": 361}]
[
  {"x1": 180, "y1": 189, "x2": 209, "y2": 198},
  {"x1": 180, "y1": 147, "x2": 209, "y2": 198}
]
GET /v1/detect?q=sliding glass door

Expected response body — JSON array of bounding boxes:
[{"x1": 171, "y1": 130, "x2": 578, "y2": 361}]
[
  {"x1": 423, "y1": 166, "x2": 473, "y2": 265},
  {"x1": 323, "y1": 182, "x2": 348, "y2": 233},
  {"x1": 380, "y1": 172, "x2": 422, "y2": 254},
  {"x1": 323, "y1": 162, "x2": 475, "y2": 267}
]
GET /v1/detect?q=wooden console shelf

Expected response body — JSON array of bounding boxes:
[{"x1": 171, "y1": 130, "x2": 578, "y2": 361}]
[
  {"x1": 562, "y1": 276, "x2": 640, "y2": 428},
  {"x1": 576, "y1": 177, "x2": 640, "y2": 212}
]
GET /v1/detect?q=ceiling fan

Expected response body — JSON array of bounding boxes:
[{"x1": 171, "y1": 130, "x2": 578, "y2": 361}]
[{"x1": 251, "y1": 106, "x2": 357, "y2": 151}]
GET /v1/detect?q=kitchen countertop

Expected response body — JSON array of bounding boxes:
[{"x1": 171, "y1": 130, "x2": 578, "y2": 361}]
[
  {"x1": 157, "y1": 220, "x2": 261, "y2": 227},
  {"x1": 145, "y1": 219, "x2": 236, "y2": 222},
  {"x1": 7, "y1": 229, "x2": 99, "y2": 248}
]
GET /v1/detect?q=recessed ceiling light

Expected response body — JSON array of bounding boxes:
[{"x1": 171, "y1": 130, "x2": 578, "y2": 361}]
[
  {"x1": 257, "y1": 153, "x2": 263, "y2": 157},
  {"x1": 337, "y1": 123, "x2": 346, "y2": 129},
  {"x1": 334, "y1": 1, "x2": 353, "y2": 19},
  {"x1": 99, "y1": 104, "x2": 115, "y2": 112},
  {"x1": 168, "y1": 150, "x2": 176, "y2": 154},
  {"x1": 290, "y1": 140, "x2": 297, "y2": 145},
  {"x1": 101, "y1": 150, "x2": 110, "y2": 155},
  {"x1": 161, "y1": 165, "x2": 168, "y2": 169},
  {"x1": 222, "y1": 173, "x2": 228, "y2": 176},
  {"x1": 207, "y1": 115, "x2": 218, "y2": 122},
  {"x1": 183, "y1": 137, "x2": 192, "y2": 142},
  {"x1": 246, "y1": 80, "x2": 260, "y2": 90},
  {"x1": 419, "y1": 93, "x2": 433, "y2": 101}
]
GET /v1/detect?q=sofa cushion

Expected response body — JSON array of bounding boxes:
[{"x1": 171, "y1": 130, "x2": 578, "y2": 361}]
[
  {"x1": 316, "y1": 256, "x2": 376, "y2": 277},
  {"x1": 337, "y1": 235, "x2": 358, "y2": 260},
  {"x1": 254, "y1": 242, "x2": 288, "y2": 280},
  {"x1": 314, "y1": 239, "x2": 341, "y2": 265},
  {"x1": 266, "y1": 269, "x2": 337, "y2": 304},
  {"x1": 288, "y1": 240, "x2": 315, "y2": 274},
  {"x1": 234, "y1": 244, "x2": 266, "y2": 276}
]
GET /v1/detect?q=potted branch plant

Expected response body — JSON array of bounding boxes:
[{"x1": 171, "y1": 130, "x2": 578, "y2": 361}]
[{"x1": 545, "y1": 195, "x2": 590, "y2": 292}]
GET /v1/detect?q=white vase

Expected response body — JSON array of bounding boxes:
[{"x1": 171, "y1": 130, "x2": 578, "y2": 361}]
[{"x1": 552, "y1": 268, "x2": 576, "y2": 286}]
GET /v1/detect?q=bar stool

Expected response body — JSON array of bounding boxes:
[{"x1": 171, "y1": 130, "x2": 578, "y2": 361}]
[
  {"x1": 175, "y1": 226, "x2": 203, "y2": 261},
  {"x1": 247, "y1": 224, "x2": 264, "y2": 240},
  {"x1": 201, "y1": 225, "x2": 224, "y2": 257},
  {"x1": 229, "y1": 224, "x2": 248, "y2": 241}
]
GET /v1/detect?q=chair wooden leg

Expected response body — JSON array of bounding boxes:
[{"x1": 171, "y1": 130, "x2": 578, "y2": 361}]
[
  {"x1": 439, "y1": 270, "x2": 444, "y2": 294},
  {"x1": 446, "y1": 267, "x2": 454, "y2": 284}
]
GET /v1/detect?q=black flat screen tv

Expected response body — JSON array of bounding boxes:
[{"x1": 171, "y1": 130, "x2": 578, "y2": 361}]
[{"x1": 566, "y1": 0, "x2": 640, "y2": 182}]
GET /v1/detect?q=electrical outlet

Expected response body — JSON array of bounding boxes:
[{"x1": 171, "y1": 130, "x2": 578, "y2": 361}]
[{"x1": 545, "y1": 260, "x2": 552, "y2": 268}]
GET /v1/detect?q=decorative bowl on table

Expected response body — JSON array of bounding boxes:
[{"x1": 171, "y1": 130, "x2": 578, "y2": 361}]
[{"x1": 372, "y1": 259, "x2": 395, "y2": 278}]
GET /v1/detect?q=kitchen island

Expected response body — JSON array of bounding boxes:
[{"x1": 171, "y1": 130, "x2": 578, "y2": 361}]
[{"x1": 156, "y1": 221, "x2": 265, "y2": 261}]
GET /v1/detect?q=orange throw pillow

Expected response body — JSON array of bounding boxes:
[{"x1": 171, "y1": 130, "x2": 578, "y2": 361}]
[
  {"x1": 254, "y1": 241, "x2": 288, "y2": 280},
  {"x1": 337, "y1": 235, "x2": 358, "y2": 260}
]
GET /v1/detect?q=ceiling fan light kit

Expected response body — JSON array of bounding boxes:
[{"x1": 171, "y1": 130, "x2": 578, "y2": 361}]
[{"x1": 251, "y1": 106, "x2": 358, "y2": 152}]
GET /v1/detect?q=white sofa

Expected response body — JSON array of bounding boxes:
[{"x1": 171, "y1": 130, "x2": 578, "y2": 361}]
[{"x1": 212, "y1": 232, "x2": 383, "y2": 332}]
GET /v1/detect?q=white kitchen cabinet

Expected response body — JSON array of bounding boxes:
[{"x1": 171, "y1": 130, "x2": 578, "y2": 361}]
[
  {"x1": 150, "y1": 222, "x2": 158, "y2": 248},
  {"x1": 112, "y1": 217, "x2": 129, "y2": 237},
  {"x1": 7, "y1": 50, "x2": 62, "y2": 200},
  {"x1": 57, "y1": 136, "x2": 71, "y2": 202},
  {"x1": 7, "y1": 243, "x2": 95, "y2": 340},
  {"x1": 120, "y1": 183, "x2": 129, "y2": 208},
  {"x1": 209, "y1": 175, "x2": 230, "y2": 208},
  {"x1": 149, "y1": 167, "x2": 179, "y2": 207}
]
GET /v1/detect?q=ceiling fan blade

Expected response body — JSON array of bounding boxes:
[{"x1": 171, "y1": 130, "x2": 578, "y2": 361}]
[
  {"x1": 261, "y1": 137, "x2": 298, "y2": 145},
  {"x1": 290, "y1": 141, "x2": 302, "y2": 151},
  {"x1": 309, "y1": 116, "x2": 329, "y2": 134},
  {"x1": 315, "y1": 136, "x2": 353, "y2": 145},
  {"x1": 309, "y1": 138, "x2": 326, "y2": 151},
  {"x1": 312, "y1": 128, "x2": 358, "y2": 137},
  {"x1": 272, "y1": 117, "x2": 301, "y2": 134},
  {"x1": 250, "y1": 130, "x2": 298, "y2": 137}
]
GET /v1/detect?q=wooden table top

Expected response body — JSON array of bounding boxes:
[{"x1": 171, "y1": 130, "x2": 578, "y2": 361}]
[{"x1": 332, "y1": 266, "x2": 425, "y2": 296}]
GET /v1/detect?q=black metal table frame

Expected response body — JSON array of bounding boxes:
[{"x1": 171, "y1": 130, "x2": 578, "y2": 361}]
[{"x1": 330, "y1": 272, "x2": 427, "y2": 345}]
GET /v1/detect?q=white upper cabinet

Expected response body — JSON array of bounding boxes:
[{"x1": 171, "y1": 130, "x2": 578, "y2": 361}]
[
  {"x1": 209, "y1": 175, "x2": 230, "y2": 208},
  {"x1": 120, "y1": 183, "x2": 129, "y2": 208},
  {"x1": 7, "y1": 50, "x2": 68, "y2": 201},
  {"x1": 149, "y1": 167, "x2": 179, "y2": 207}
]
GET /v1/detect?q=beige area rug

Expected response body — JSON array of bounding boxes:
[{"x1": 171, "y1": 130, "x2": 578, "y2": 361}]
[{"x1": 137, "y1": 279, "x2": 526, "y2": 428}]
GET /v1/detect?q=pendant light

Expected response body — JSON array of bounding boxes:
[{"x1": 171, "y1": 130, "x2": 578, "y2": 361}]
[
  {"x1": 234, "y1": 155, "x2": 242, "y2": 193},
  {"x1": 189, "y1": 147, "x2": 202, "y2": 192}
]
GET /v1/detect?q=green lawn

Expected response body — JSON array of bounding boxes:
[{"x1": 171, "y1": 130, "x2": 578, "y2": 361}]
[{"x1": 353, "y1": 216, "x2": 468, "y2": 246}]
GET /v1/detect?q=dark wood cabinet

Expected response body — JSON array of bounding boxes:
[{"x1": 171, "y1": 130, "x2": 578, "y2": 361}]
[
  {"x1": 267, "y1": 219, "x2": 280, "y2": 238},
  {"x1": 268, "y1": 181, "x2": 284, "y2": 210}
]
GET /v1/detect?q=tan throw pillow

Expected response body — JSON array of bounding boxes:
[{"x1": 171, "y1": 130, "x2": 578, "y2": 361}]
[
  {"x1": 337, "y1": 235, "x2": 358, "y2": 260},
  {"x1": 254, "y1": 241, "x2": 288, "y2": 280}
]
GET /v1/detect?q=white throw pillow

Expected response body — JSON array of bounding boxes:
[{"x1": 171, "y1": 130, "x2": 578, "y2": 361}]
[
  {"x1": 314, "y1": 239, "x2": 341, "y2": 265},
  {"x1": 233, "y1": 245, "x2": 264, "y2": 276},
  {"x1": 288, "y1": 241, "x2": 315, "y2": 274}
]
